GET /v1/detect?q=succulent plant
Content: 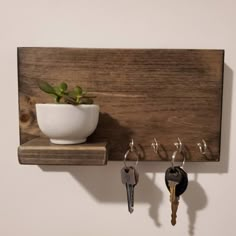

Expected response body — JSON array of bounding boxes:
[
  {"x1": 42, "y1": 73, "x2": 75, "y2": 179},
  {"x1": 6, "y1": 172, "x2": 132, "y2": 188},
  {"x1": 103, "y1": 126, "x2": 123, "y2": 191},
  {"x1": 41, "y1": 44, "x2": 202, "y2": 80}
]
[{"x1": 38, "y1": 81, "x2": 95, "y2": 105}]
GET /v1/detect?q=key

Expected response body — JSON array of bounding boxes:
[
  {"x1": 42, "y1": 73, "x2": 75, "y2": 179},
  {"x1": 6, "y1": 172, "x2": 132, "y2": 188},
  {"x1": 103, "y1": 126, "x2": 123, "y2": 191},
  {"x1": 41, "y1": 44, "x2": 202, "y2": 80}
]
[
  {"x1": 127, "y1": 184, "x2": 134, "y2": 213},
  {"x1": 129, "y1": 166, "x2": 139, "y2": 209},
  {"x1": 126, "y1": 167, "x2": 136, "y2": 213},
  {"x1": 168, "y1": 181, "x2": 177, "y2": 202},
  {"x1": 171, "y1": 167, "x2": 188, "y2": 225},
  {"x1": 121, "y1": 166, "x2": 137, "y2": 213},
  {"x1": 165, "y1": 167, "x2": 182, "y2": 202},
  {"x1": 165, "y1": 166, "x2": 188, "y2": 197},
  {"x1": 165, "y1": 167, "x2": 187, "y2": 226},
  {"x1": 171, "y1": 197, "x2": 179, "y2": 225}
]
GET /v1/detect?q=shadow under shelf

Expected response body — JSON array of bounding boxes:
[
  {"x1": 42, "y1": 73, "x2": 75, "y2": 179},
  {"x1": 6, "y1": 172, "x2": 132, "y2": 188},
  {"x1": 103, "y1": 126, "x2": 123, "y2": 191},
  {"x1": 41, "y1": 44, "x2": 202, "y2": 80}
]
[{"x1": 18, "y1": 138, "x2": 108, "y2": 166}]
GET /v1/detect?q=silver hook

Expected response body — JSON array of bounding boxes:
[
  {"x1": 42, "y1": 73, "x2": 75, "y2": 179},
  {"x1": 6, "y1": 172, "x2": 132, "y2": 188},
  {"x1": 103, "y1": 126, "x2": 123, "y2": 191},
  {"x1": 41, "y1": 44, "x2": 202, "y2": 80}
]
[
  {"x1": 124, "y1": 139, "x2": 139, "y2": 168},
  {"x1": 129, "y1": 139, "x2": 135, "y2": 152},
  {"x1": 151, "y1": 138, "x2": 169, "y2": 160},
  {"x1": 197, "y1": 139, "x2": 207, "y2": 155},
  {"x1": 171, "y1": 150, "x2": 177, "y2": 168},
  {"x1": 174, "y1": 137, "x2": 183, "y2": 153},
  {"x1": 171, "y1": 138, "x2": 185, "y2": 168},
  {"x1": 151, "y1": 138, "x2": 159, "y2": 154}
]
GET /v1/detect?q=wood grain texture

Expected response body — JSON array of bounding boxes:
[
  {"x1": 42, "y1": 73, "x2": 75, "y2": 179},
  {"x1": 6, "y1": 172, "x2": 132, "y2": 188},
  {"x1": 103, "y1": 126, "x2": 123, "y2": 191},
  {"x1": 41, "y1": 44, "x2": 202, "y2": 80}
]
[
  {"x1": 18, "y1": 138, "x2": 108, "y2": 165},
  {"x1": 18, "y1": 47, "x2": 224, "y2": 162}
]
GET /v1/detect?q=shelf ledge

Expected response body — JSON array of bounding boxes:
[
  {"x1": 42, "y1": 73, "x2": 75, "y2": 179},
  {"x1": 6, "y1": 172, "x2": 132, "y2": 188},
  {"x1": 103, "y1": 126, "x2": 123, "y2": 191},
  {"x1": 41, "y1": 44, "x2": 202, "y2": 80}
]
[{"x1": 18, "y1": 138, "x2": 108, "y2": 165}]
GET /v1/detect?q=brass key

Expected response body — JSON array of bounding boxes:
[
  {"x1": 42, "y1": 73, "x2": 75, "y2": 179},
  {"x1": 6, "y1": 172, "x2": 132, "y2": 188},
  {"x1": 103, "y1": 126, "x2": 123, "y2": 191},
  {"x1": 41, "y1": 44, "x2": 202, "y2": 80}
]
[
  {"x1": 165, "y1": 167, "x2": 183, "y2": 226},
  {"x1": 168, "y1": 180, "x2": 177, "y2": 202},
  {"x1": 171, "y1": 196, "x2": 179, "y2": 226}
]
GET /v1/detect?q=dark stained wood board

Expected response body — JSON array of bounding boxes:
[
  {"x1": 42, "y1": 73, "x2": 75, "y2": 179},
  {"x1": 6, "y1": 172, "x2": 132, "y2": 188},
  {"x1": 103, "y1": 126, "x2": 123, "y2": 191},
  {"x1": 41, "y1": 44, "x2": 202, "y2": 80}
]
[
  {"x1": 18, "y1": 138, "x2": 108, "y2": 165},
  {"x1": 18, "y1": 47, "x2": 224, "y2": 162}
]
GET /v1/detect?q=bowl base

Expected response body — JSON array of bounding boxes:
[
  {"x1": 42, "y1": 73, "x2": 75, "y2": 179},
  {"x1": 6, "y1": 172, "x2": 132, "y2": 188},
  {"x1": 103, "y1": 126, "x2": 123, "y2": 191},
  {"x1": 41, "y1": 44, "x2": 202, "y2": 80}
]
[{"x1": 50, "y1": 138, "x2": 86, "y2": 145}]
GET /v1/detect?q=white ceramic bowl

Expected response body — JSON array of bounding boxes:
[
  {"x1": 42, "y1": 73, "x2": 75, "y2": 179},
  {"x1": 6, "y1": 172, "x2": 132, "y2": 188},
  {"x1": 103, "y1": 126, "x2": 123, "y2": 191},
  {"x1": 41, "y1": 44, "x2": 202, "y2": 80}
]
[{"x1": 36, "y1": 104, "x2": 99, "y2": 144}]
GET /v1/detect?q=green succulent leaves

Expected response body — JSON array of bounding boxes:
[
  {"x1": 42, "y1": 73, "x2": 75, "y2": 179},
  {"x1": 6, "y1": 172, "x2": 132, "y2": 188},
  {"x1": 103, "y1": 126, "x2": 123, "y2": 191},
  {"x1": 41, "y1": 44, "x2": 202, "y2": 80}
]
[
  {"x1": 38, "y1": 81, "x2": 95, "y2": 105},
  {"x1": 59, "y1": 82, "x2": 68, "y2": 92},
  {"x1": 38, "y1": 81, "x2": 55, "y2": 94}
]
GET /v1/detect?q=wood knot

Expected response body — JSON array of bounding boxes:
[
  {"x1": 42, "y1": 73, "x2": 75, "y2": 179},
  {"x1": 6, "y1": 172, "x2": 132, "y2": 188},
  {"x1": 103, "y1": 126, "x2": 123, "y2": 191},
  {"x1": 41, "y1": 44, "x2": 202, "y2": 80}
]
[
  {"x1": 20, "y1": 109, "x2": 35, "y2": 128},
  {"x1": 20, "y1": 95, "x2": 36, "y2": 106},
  {"x1": 20, "y1": 113, "x2": 30, "y2": 123}
]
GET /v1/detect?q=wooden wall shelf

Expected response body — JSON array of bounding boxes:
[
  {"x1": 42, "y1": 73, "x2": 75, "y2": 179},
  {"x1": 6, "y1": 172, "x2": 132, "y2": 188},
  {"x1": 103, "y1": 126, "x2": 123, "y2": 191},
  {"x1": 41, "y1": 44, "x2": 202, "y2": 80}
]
[
  {"x1": 18, "y1": 47, "x2": 224, "y2": 163},
  {"x1": 18, "y1": 138, "x2": 108, "y2": 165}
]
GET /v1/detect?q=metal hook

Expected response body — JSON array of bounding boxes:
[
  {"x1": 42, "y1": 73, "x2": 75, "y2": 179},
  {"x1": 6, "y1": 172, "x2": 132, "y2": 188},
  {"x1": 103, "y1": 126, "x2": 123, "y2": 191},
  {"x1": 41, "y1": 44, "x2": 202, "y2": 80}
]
[
  {"x1": 129, "y1": 139, "x2": 135, "y2": 152},
  {"x1": 197, "y1": 139, "x2": 207, "y2": 155},
  {"x1": 171, "y1": 138, "x2": 186, "y2": 168},
  {"x1": 174, "y1": 137, "x2": 183, "y2": 153},
  {"x1": 171, "y1": 150, "x2": 177, "y2": 168},
  {"x1": 124, "y1": 139, "x2": 139, "y2": 168},
  {"x1": 151, "y1": 138, "x2": 169, "y2": 160},
  {"x1": 151, "y1": 138, "x2": 159, "y2": 154}
]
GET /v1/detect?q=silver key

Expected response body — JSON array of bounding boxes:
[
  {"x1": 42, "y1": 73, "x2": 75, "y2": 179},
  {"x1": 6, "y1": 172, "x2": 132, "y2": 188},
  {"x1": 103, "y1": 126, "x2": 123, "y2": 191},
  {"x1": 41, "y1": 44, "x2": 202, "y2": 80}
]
[
  {"x1": 127, "y1": 184, "x2": 134, "y2": 213},
  {"x1": 129, "y1": 166, "x2": 139, "y2": 209},
  {"x1": 121, "y1": 166, "x2": 137, "y2": 213}
]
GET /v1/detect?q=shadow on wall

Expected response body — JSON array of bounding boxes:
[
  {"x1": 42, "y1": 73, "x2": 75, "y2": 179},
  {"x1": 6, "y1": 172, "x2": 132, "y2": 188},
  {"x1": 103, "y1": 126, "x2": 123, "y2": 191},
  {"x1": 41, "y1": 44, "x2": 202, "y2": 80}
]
[
  {"x1": 40, "y1": 64, "x2": 233, "y2": 233},
  {"x1": 41, "y1": 164, "x2": 164, "y2": 227},
  {"x1": 182, "y1": 173, "x2": 208, "y2": 236}
]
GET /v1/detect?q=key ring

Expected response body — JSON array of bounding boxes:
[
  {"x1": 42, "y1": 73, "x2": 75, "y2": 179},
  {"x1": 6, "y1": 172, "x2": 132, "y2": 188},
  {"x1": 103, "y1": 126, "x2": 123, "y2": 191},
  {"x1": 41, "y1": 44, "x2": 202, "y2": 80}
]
[
  {"x1": 171, "y1": 138, "x2": 186, "y2": 169},
  {"x1": 124, "y1": 139, "x2": 139, "y2": 168}
]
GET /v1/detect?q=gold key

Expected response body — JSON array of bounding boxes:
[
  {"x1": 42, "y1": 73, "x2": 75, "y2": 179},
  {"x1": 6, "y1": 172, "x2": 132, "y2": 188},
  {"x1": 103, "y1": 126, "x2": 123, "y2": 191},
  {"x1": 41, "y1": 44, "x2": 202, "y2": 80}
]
[
  {"x1": 171, "y1": 196, "x2": 179, "y2": 226},
  {"x1": 168, "y1": 180, "x2": 177, "y2": 202},
  {"x1": 165, "y1": 167, "x2": 183, "y2": 226}
]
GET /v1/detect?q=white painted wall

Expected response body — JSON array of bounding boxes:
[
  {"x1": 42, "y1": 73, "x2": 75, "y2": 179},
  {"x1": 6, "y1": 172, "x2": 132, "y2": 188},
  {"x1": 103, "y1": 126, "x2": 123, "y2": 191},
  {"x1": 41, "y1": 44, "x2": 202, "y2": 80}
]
[{"x1": 0, "y1": 0, "x2": 235, "y2": 235}]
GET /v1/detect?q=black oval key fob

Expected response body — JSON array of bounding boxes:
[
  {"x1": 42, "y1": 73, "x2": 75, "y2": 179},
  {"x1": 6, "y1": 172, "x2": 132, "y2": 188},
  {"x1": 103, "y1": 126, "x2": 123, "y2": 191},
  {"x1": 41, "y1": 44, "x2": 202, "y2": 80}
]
[
  {"x1": 175, "y1": 166, "x2": 188, "y2": 196},
  {"x1": 165, "y1": 166, "x2": 188, "y2": 197}
]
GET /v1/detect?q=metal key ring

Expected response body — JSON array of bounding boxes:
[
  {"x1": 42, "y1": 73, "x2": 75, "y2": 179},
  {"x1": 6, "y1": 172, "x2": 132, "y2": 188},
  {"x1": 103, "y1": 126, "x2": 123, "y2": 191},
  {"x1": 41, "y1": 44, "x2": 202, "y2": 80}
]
[
  {"x1": 171, "y1": 150, "x2": 186, "y2": 169},
  {"x1": 124, "y1": 140, "x2": 139, "y2": 168}
]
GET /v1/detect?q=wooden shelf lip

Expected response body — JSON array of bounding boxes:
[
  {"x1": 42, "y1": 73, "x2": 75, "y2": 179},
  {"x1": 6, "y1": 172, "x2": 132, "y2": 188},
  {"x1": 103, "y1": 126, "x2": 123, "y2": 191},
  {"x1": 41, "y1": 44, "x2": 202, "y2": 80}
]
[{"x1": 18, "y1": 138, "x2": 108, "y2": 165}]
